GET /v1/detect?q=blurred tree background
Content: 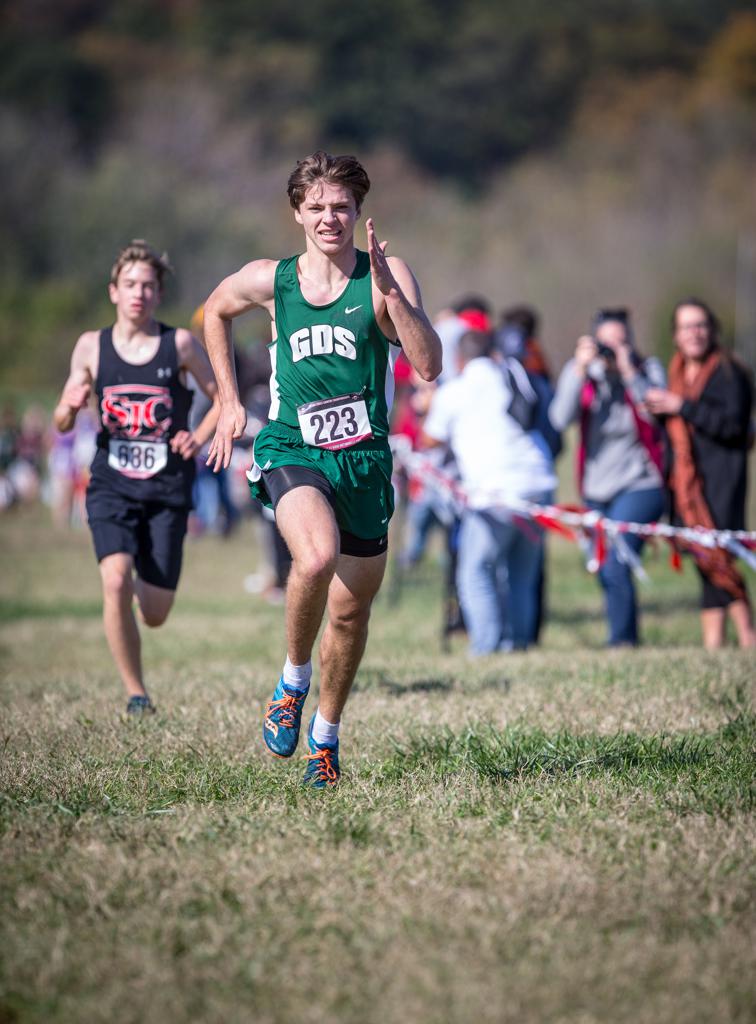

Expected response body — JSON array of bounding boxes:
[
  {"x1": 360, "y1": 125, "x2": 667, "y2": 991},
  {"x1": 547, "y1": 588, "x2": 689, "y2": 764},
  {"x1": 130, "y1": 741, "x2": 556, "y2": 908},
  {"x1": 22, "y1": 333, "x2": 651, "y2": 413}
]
[{"x1": 1, "y1": 0, "x2": 755, "y2": 389}]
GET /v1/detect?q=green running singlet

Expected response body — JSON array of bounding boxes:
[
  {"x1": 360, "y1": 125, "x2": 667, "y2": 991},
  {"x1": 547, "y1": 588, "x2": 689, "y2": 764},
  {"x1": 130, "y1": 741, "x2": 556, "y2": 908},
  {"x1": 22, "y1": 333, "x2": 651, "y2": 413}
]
[
  {"x1": 248, "y1": 249, "x2": 400, "y2": 540},
  {"x1": 269, "y1": 249, "x2": 399, "y2": 436}
]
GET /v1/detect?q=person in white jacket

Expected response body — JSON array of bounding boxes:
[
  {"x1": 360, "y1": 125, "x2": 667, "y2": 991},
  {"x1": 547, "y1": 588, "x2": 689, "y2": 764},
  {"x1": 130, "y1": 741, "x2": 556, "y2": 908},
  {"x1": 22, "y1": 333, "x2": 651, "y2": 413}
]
[{"x1": 423, "y1": 330, "x2": 557, "y2": 654}]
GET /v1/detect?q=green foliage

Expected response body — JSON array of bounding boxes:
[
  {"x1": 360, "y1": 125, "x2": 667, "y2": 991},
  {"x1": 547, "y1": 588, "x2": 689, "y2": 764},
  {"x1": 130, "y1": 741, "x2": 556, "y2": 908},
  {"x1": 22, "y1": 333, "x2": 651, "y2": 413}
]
[
  {"x1": 0, "y1": 279, "x2": 94, "y2": 389},
  {"x1": 0, "y1": 30, "x2": 112, "y2": 153},
  {"x1": 1, "y1": 0, "x2": 752, "y2": 179},
  {"x1": 1, "y1": 0, "x2": 755, "y2": 386}
]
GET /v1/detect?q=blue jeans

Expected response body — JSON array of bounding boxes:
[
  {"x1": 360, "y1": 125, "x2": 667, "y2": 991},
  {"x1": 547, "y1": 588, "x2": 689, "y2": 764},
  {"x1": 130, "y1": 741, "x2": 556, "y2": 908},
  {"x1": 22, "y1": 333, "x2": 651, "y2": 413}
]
[
  {"x1": 193, "y1": 463, "x2": 239, "y2": 535},
  {"x1": 456, "y1": 506, "x2": 546, "y2": 655},
  {"x1": 587, "y1": 487, "x2": 664, "y2": 646},
  {"x1": 402, "y1": 492, "x2": 445, "y2": 566}
]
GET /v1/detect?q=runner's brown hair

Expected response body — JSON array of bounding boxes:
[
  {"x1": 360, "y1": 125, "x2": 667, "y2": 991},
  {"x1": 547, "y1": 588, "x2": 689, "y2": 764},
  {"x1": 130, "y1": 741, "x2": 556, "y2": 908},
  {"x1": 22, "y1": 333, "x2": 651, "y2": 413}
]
[
  {"x1": 110, "y1": 239, "x2": 173, "y2": 287},
  {"x1": 287, "y1": 151, "x2": 371, "y2": 211}
]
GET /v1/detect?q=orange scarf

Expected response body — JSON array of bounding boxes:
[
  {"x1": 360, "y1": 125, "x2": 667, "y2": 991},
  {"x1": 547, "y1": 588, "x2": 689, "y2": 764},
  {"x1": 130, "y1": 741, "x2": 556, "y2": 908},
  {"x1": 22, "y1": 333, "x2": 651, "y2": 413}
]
[
  {"x1": 667, "y1": 348, "x2": 748, "y2": 602},
  {"x1": 522, "y1": 338, "x2": 551, "y2": 379}
]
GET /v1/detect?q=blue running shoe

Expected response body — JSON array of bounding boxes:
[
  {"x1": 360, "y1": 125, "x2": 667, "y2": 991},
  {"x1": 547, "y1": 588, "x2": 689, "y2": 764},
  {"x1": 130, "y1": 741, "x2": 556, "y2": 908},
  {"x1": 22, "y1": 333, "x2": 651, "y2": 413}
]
[
  {"x1": 126, "y1": 694, "x2": 155, "y2": 716},
  {"x1": 302, "y1": 715, "x2": 340, "y2": 788},
  {"x1": 263, "y1": 678, "x2": 309, "y2": 758}
]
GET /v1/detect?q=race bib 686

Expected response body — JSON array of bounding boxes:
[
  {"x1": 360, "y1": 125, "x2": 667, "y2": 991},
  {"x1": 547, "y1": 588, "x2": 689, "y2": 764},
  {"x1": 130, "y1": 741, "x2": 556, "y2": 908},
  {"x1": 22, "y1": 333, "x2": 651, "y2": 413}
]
[{"x1": 108, "y1": 439, "x2": 168, "y2": 479}]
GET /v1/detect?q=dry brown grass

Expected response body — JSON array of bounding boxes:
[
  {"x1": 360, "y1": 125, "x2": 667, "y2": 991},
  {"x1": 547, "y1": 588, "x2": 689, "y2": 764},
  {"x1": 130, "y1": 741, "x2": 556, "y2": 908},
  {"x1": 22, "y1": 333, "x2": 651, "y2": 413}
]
[{"x1": 1, "y1": 508, "x2": 754, "y2": 1023}]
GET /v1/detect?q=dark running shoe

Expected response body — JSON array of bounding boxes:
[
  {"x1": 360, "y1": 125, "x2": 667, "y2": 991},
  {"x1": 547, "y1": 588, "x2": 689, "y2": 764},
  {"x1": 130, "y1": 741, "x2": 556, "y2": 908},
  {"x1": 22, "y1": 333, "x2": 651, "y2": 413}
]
[{"x1": 126, "y1": 694, "x2": 156, "y2": 716}]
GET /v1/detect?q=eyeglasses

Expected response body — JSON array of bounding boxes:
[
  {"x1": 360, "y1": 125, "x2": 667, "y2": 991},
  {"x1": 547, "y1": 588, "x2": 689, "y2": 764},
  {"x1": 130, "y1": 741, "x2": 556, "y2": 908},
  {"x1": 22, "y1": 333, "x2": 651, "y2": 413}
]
[{"x1": 677, "y1": 321, "x2": 709, "y2": 332}]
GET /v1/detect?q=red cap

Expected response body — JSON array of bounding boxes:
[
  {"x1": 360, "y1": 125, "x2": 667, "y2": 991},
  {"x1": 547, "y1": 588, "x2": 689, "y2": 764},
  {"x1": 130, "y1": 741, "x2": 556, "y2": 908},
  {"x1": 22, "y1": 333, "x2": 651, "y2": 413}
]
[{"x1": 457, "y1": 309, "x2": 491, "y2": 332}]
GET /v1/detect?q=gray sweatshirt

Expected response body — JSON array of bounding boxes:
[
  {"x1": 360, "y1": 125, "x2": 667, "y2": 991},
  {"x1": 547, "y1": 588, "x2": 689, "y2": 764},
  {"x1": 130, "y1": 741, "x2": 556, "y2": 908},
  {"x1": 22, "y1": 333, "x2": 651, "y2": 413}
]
[{"x1": 549, "y1": 357, "x2": 666, "y2": 502}]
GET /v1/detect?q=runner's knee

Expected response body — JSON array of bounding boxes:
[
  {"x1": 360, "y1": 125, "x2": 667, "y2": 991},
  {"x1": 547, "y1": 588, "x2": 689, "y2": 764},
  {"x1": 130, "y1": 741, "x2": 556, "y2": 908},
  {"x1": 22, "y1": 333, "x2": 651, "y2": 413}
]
[
  {"x1": 294, "y1": 545, "x2": 339, "y2": 584},
  {"x1": 100, "y1": 561, "x2": 133, "y2": 605},
  {"x1": 135, "y1": 582, "x2": 174, "y2": 628},
  {"x1": 140, "y1": 605, "x2": 170, "y2": 628},
  {"x1": 329, "y1": 596, "x2": 372, "y2": 633}
]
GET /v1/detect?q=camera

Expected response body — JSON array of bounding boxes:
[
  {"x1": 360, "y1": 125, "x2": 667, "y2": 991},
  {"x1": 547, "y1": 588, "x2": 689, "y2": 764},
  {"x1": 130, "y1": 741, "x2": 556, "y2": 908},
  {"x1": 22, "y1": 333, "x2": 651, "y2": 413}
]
[
  {"x1": 595, "y1": 342, "x2": 614, "y2": 360},
  {"x1": 592, "y1": 307, "x2": 632, "y2": 364}
]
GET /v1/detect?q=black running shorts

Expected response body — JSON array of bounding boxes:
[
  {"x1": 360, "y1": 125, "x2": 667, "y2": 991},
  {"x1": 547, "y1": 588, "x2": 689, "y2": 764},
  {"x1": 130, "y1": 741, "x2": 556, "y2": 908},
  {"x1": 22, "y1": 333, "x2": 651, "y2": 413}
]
[{"x1": 85, "y1": 484, "x2": 189, "y2": 590}]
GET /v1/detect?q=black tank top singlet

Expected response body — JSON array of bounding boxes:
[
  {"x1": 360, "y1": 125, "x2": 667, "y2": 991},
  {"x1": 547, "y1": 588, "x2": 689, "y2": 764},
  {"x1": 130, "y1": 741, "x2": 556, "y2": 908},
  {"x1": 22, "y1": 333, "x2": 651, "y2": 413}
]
[{"x1": 90, "y1": 324, "x2": 195, "y2": 506}]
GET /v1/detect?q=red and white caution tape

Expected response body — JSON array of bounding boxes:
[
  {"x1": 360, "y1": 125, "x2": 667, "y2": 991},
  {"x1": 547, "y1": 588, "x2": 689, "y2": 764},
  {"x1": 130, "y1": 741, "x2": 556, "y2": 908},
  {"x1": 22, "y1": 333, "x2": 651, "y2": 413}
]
[{"x1": 389, "y1": 436, "x2": 756, "y2": 574}]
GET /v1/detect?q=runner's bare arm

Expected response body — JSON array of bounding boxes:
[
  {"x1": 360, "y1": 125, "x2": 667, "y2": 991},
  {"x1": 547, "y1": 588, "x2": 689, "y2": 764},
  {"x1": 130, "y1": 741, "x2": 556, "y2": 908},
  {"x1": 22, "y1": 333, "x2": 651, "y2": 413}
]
[
  {"x1": 53, "y1": 332, "x2": 98, "y2": 433},
  {"x1": 171, "y1": 330, "x2": 221, "y2": 460},
  {"x1": 203, "y1": 260, "x2": 278, "y2": 471},
  {"x1": 366, "y1": 218, "x2": 441, "y2": 382}
]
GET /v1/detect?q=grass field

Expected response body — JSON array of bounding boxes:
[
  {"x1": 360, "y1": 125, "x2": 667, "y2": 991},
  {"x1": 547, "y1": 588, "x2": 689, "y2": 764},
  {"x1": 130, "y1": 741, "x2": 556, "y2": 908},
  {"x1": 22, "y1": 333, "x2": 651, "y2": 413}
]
[{"x1": 1, "y1": 506, "x2": 754, "y2": 1024}]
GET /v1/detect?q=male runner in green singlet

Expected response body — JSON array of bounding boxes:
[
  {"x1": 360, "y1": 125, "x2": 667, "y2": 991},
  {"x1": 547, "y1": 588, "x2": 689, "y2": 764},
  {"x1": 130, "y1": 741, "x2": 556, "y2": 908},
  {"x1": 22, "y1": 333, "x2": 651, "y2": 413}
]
[{"x1": 203, "y1": 151, "x2": 441, "y2": 786}]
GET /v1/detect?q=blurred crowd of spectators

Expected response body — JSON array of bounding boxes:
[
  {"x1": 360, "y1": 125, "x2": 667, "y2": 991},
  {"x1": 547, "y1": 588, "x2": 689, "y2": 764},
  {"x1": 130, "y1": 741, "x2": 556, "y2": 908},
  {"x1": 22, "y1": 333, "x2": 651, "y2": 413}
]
[
  {"x1": 392, "y1": 295, "x2": 754, "y2": 651},
  {"x1": 1, "y1": 400, "x2": 97, "y2": 522}
]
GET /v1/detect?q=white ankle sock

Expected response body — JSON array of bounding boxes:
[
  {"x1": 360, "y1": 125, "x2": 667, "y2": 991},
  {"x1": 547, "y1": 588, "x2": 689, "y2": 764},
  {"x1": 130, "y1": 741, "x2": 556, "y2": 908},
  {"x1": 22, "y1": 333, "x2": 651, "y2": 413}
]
[
  {"x1": 282, "y1": 657, "x2": 311, "y2": 692},
  {"x1": 311, "y1": 709, "x2": 340, "y2": 746}
]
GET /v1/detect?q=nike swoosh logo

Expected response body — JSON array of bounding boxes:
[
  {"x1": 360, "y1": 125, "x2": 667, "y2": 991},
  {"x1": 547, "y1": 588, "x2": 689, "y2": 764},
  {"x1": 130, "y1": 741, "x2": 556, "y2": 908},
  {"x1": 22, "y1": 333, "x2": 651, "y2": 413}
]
[{"x1": 345, "y1": 305, "x2": 362, "y2": 314}]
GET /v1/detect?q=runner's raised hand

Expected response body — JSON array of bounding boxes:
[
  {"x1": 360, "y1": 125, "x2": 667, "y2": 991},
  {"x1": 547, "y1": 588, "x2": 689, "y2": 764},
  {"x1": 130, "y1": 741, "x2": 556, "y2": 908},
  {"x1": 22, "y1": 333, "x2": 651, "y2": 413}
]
[{"x1": 366, "y1": 218, "x2": 397, "y2": 295}]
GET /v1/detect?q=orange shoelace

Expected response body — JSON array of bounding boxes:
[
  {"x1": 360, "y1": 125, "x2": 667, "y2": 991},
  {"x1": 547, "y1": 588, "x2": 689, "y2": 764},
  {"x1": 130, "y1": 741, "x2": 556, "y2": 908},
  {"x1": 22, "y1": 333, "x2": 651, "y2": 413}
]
[
  {"x1": 304, "y1": 747, "x2": 339, "y2": 784},
  {"x1": 264, "y1": 692, "x2": 304, "y2": 729}
]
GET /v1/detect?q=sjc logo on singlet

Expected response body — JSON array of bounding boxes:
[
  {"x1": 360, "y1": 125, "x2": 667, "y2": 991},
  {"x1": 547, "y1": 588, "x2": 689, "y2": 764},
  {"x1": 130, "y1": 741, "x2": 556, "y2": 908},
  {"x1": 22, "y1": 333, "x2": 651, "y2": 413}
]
[
  {"x1": 101, "y1": 384, "x2": 173, "y2": 439},
  {"x1": 289, "y1": 325, "x2": 357, "y2": 363}
]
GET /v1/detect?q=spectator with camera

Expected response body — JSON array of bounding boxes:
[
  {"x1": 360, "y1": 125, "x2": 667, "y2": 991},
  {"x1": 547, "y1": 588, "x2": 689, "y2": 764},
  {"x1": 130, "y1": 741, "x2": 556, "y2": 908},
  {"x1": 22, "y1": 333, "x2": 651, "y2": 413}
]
[{"x1": 550, "y1": 309, "x2": 666, "y2": 646}]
